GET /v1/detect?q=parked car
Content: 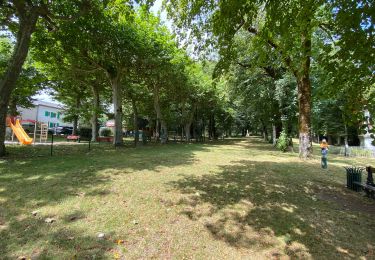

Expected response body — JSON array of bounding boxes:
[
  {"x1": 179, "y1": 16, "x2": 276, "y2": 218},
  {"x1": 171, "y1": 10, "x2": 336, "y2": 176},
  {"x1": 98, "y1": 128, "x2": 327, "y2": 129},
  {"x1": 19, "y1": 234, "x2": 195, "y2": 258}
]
[
  {"x1": 48, "y1": 128, "x2": 55, "y2": 135},
  {"x1": 56, "y1": 126, "x2": 73, "y2": 135}
]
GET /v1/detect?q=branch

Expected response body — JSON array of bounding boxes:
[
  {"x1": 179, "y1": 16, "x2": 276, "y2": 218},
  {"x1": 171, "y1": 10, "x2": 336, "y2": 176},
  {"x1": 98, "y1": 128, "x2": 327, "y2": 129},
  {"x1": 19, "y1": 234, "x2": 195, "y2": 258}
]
[
  {"x1": 234, "y1": 19, "x2": 245, "y2": 35},
  {"x1": 37, "y1": 0, "x2": 91, "y2": 20},
  {"x1": 262, "y1": 66, "x2": 278, "y2": 79},
  {"x1": 36, "y1": 0, "x2": 92, "y2": 31},
  {"x1": 80, "y1": 49, "x2": 106, "y2": 71},
  {"x1": 318, "y1": 24, "x2": 335, "y2": 43},
  {"x1": 71, "y1": 65, "x2": 102, "y2": 74},
  {"x1": 237, "y1": 61, "x2": 252, "y2": 68},
  {"x1": 247, "y1": 26, "x2": 298, "y2": 77}
]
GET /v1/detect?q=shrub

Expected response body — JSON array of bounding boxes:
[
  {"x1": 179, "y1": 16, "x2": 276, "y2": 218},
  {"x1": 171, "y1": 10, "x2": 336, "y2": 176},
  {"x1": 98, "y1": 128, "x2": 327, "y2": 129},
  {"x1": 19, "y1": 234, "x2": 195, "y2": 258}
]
[
  {"x1": 276, "y1": 130, "x2": 290, "y2": 152},
  {"x1": 101, "y1": 128, "x2": 112, "y2": 137},
  {"x1": 78, "y1": 127, "x2": 92, "y2": 139}
]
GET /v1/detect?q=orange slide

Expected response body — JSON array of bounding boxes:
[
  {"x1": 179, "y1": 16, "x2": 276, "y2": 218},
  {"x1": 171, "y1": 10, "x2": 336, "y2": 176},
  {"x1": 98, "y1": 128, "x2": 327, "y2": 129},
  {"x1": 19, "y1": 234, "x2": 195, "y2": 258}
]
[{"x1": 8, "y1": 118, "x2": 33, "y2": 145}]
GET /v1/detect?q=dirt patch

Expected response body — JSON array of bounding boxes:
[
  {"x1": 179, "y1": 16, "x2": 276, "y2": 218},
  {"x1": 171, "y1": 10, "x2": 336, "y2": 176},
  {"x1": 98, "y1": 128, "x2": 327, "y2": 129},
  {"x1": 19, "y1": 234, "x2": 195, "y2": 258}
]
[{"x1": 317, "y1": 190, "x2": 375, "y2": 215}]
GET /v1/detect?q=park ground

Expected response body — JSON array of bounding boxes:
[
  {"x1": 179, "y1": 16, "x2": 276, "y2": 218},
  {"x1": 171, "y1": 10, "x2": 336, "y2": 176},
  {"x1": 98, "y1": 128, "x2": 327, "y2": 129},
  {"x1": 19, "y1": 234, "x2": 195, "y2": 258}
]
[{"x1": 0, "y1": 137, "x2": 374, "y2": 259}]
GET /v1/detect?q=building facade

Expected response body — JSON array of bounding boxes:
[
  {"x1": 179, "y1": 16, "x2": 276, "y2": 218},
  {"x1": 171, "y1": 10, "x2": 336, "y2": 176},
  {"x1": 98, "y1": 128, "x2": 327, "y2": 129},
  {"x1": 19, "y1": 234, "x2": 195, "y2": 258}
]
[{"x1": 18, "y1": 100, "x2": 72, "y2": 128}]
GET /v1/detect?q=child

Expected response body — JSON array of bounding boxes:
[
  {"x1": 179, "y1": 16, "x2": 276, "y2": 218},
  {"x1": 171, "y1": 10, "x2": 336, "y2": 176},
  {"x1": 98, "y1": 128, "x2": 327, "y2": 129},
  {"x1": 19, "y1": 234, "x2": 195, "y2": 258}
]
[{"x1": 320, "y1": 139, "x2": 329, "y2": 169}]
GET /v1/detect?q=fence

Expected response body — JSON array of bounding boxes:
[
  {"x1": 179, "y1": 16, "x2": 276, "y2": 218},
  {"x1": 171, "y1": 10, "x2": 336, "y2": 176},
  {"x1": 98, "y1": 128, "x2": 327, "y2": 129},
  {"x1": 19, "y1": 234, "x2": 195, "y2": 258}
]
[{"x1": 328, "y1": 146, "x2": 375, "y2": 158}]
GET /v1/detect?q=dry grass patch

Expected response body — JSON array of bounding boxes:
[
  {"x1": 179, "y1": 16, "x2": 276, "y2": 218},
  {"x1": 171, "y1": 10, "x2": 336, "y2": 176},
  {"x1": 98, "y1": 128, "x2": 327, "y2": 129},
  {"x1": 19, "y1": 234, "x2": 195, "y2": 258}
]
[{"x1": 0, "y1": 137, "x2": 374, "y2": 259}]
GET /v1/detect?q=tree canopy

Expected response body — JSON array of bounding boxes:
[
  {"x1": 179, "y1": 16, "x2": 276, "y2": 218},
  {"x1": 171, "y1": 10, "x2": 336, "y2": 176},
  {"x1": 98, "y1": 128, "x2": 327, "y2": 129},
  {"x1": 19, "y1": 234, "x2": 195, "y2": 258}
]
[{"x1": 0, "y1": 0, "x2": 373, "y2": 157}]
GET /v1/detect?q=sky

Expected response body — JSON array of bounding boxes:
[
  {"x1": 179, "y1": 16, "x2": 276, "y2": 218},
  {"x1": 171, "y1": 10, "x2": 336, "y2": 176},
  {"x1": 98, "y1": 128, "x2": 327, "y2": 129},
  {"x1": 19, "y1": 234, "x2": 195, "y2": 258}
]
[{"x1": 34, "y1": 0, "x2": 171, "y2": 103}]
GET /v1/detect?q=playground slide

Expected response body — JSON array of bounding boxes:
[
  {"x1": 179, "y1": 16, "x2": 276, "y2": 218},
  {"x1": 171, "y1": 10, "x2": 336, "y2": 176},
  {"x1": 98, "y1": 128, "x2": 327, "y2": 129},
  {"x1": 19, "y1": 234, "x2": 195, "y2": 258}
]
[{"x1": 9, "y1": 119, "x2": 33, "y2": 145}]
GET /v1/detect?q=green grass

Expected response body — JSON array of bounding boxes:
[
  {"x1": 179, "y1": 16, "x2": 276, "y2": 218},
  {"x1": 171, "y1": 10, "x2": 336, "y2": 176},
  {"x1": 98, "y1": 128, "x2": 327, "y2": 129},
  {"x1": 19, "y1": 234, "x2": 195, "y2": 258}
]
[{"x1": 0, "y1": 137, "x2": 374, "y2": 259}]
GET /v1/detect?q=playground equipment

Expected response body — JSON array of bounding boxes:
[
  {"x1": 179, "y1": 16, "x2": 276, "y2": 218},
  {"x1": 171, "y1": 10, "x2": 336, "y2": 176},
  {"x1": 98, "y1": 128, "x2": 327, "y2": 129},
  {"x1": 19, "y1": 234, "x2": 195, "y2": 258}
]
[
  {"x1": 34, "y1": 122, "x2": 48, "y2": 143},
  {"x1": 7, "y1": 117, "x2": 49, "y2": 145},
  {"x1": 7, "y1": 118, "x2": 33, "y2": 145}
]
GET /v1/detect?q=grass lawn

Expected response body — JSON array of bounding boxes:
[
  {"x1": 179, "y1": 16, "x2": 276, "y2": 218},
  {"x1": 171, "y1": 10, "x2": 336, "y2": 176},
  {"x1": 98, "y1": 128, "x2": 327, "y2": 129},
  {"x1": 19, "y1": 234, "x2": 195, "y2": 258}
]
[{"x1": 0, "y1": 137, "x2": 374, "y2": 259}]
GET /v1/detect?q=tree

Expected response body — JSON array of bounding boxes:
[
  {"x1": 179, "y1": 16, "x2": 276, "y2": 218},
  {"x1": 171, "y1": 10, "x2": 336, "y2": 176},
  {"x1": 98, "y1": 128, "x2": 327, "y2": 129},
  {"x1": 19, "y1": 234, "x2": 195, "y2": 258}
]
[
  {"x1": 0, "y1": 37, "x2": 45, "y2": 116},
  {"x1": 0, "y1": 0, "x2": 91, "y2": 156},
  {"x1": 165, "y1": 0, "x2": 373, "y2": 159}
]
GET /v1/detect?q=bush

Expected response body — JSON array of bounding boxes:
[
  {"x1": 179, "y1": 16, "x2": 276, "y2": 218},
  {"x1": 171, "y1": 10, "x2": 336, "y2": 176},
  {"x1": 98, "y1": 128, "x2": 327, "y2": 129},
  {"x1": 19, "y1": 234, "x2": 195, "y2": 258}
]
[
  {"x1": 100, "y1": 128, "x2": 112, "y2": 137},
  {"x1": 78, "y1": 128, "x2": 92, "y2": 140},
  {"x1": 276, "y1": 130, "x2": 290, "y2": 152}
]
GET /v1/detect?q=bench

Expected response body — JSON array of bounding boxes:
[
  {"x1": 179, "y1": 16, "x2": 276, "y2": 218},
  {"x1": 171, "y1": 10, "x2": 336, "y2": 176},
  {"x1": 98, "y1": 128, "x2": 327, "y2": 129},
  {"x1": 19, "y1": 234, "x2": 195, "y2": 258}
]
[
  {"x1": 353, "y1": 166, "x2": 375, "y2": 198},
  {"x1": 66, "y1": 135, "x2": 80, "y2": 142},
  {"x1": 354, "y1": 182, "x2": 375, "y2": 198}
]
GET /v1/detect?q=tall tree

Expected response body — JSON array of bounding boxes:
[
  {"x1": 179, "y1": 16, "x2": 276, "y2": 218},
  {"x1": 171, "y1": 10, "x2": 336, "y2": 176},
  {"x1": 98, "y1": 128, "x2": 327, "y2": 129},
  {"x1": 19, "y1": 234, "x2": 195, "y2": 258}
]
[
  {"x1": 0, "y1": 0, "x2": 90, "y2": 156},
  {"x1": 165, "y1": 0, "x2": 373, "y2": 159}
]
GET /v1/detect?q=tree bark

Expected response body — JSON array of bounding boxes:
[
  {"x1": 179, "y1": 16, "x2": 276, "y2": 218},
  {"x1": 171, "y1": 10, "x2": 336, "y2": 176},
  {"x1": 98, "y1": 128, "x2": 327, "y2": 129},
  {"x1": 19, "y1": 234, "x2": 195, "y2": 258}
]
[
  {"x1": 72, "y1": 95, "x2": 80, "y2": 135},
  {"x1": 0, "y1": 12, "x2": 38, "y2": 156},
  {"x1": 8, "y1": 98, "x2": 18, "y2": 117},
  {"x1": 297, "y1": 77, "x2": 312, "y2": 159},
  {"x1": 261, "y1": 121, "x2": 268, "y2": 141},
  {"x1": 208, "y1": 113, "x2": 216, "y2": 140},
  {"x1": 132, "y1": 98, "x2": 139, "y2": 147},
  {"x1": 344, "y1": 124, "x2": 349, "y2": 156},
  {"x1": 72, "y1": 117, "x2": 78, "y2": 135},
  {"x1": 297, "y1": 27, "x2": 313, "y2": 159},
  {"x1": 272, "y1": 123, "x2": 277, "y2": 146},
  {"x1": 153, "y1": 84, "x2": 167, "y2": 144},
  {"x1": 90, "y1": 85, "x2": 100, "y2": 142},
  {"x1": 185, "y1": 122, "x2": 192, "y2": 142},
  {"x1": 160, "y1": 120, "x2": 168, "y2": 144},
  {"x1": 184, "y1": 106, "x2": 195, "y2": 142},
  {"x1": 110, "y1": 73, "x2": 123, "y2": 146}
]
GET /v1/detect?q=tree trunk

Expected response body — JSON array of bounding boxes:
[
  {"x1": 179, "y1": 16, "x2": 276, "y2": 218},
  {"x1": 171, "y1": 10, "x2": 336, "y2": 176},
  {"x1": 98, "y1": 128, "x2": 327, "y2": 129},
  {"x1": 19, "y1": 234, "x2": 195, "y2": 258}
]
[
  {"x1": 90, "y1": 85, "x2": 100, "y2": 142},
  {"x1": 153, "y1": 85, "x2": 167, "y2": 144},
  {"x1": 262, "y1": 122, "x2": 268, "y2": 141},
  {"x1": 297, "y1": 77, "x2": 312, "y2": 159},
  {"x1": 0, "y1": 13, "x2": 38, "y2": 156},
  {"x1": 110, "y1": 73, "x2": 123, "y2": 146},
  {"x1": 272, "y1": 123, "x2": 277, "y2": 146},
  {"x1": 344, "y1": 124, "x2": 349, "y2": 156},
  {"x1": 297, "y1": 28, "x2": 312, "y2": 159},
  {"x1": 72, "y1": 116, "x2": 78, "y2": 136},
  {"x1": 8, "y1": 98, "x2": 18, "y2": 117},
  {"x1": 132, "y1": 98, "x2": 139, "y2": 147},
  {"x1": 337, "y1": 135, "x2": 341, "y2": 146},
  {"x1": 184, "y1": 107, "x2": 195, "y2": 142},
  {"x1": 160, "y1": 120, "x2": 168, "y2": 144},
  {"x1": 208, "y1": 114, "x2": 216, "y2": 140},
  {"x1": 155, "y1": 120, "x2": 160, "y2": 141},
  {"x1": 185, "y1": 122, "x2": 192, "y2": 142},
  {"x1": 72, "y1": 95, "x2": 80, "y2": 136}
]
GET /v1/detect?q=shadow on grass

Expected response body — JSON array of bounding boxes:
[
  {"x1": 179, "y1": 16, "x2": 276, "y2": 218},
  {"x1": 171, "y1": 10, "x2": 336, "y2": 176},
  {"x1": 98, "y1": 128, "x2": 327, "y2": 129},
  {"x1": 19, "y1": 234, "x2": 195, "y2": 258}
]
[
  {"x1": 0, "y1": 142, "x2": 209, "y2": 258},
  {"x1": 169, "y1": 159, "x2": 375, "y2": 259}
]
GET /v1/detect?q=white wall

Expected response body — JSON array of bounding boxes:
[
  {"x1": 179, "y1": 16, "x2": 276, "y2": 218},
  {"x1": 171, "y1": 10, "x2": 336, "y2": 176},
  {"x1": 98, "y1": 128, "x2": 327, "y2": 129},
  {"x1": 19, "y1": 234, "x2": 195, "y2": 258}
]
[{"x1": 18, "y1": 103, "x2": 73, "y2": 127}]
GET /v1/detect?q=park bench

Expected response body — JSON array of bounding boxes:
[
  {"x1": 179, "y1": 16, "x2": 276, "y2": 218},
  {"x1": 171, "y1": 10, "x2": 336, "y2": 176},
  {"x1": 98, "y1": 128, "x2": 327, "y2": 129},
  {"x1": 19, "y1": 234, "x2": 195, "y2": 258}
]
[
  {"x1": 66, "y1": 135, "x2": 80, "y2": 142},
  {"x1": 354, "y1": 166, "x2": 375, "y2": 198}
]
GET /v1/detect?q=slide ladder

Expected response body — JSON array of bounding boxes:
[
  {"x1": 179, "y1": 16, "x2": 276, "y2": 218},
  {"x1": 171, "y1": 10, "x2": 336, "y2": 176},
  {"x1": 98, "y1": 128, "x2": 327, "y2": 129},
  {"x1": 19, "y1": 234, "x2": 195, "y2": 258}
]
[{"x1": 7, "y1": 118, "x2": 33, "y2": 145}]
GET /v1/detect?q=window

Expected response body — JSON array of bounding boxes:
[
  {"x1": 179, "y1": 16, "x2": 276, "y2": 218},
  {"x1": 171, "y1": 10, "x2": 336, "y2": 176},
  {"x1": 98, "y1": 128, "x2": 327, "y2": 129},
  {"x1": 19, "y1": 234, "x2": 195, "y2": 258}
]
[
  {"x1": 57, "y1": 112, "x2": 61, "y2": 119},
  {"x1": 45, "y1": 111, "x2": 50, "y2": 117},
  {"x1": 51, "y1": 112, "x2": 56, "y2": 118},
  {"x1": 49, "y1": 122, "x2": 54, "y2": 128},
  {"x1": 56, "y1": 123, "x2": 59, "y2": 127}
]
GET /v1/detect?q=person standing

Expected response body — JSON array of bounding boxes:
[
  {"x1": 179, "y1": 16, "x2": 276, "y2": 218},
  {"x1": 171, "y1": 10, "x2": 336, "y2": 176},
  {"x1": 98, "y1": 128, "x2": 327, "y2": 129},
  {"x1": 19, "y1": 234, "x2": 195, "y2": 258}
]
[{"x1": 320, "y1": 139, "x2": 329, "y2": 169}]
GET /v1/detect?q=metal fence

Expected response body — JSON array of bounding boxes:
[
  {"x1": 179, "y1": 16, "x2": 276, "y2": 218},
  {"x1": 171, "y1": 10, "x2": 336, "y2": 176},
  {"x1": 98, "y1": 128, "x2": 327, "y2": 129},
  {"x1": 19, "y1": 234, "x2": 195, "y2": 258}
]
[{"x1": 328, "y1": 146, "x2": 375, "y2": 158}]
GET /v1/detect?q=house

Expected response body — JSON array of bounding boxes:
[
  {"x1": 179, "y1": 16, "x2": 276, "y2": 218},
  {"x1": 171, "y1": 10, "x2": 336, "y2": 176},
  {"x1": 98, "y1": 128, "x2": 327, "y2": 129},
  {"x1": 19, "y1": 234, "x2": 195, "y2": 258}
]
[{"x1": 18, "y1": 100, "x2": 72, "y2": 128}]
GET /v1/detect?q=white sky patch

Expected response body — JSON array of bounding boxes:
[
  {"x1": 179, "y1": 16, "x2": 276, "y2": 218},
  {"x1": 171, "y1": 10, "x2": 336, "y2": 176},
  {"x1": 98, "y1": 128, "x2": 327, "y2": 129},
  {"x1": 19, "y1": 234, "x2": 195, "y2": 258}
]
[
  {"x1": 150, "y1": 0, "x2": 172, "y2": 30},
  {"x1": 32, "y1": 91, "x2": 60, "y2": 104}
]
